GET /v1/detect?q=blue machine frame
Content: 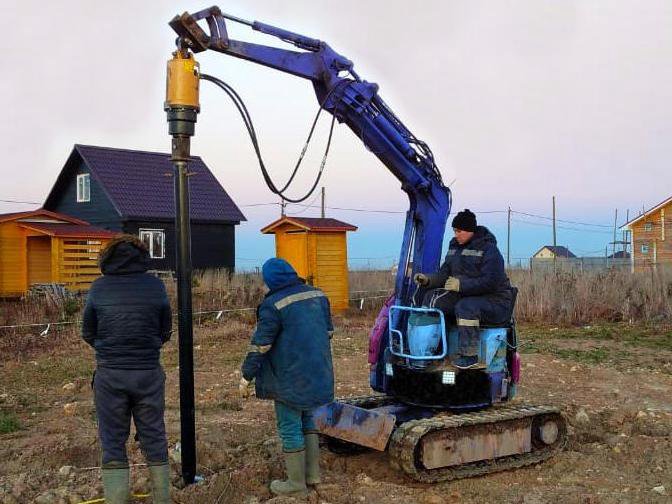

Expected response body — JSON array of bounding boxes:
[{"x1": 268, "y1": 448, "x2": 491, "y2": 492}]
[{"x1": 388, "y1": 306, "x2": 448, "y2": 361}]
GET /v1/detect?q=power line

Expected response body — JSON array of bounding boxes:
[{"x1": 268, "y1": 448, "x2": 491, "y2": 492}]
[
  {"x1": 0, "y1": 198, "x2": 41, "y2": 205},
  {"x1": 512, "y1": 210, "x2": 612, "y2": 228},
  {"x1": 511, "y1": 218, "x2": 613, "y2": 234}
]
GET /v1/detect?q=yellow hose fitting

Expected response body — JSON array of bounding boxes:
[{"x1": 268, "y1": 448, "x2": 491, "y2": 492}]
[{"x1": 165, "y1": 49, "x2": 200, "y2": 111}]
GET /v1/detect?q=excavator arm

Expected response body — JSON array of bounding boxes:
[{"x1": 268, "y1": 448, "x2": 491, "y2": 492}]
[{"x1": 169, "y1": 6, "x2": 452, "y2": 305}]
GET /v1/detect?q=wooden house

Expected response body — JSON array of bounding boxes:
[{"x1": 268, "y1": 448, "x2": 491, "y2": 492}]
[
  {"x1": 261, "y1": 217, "x2": 357, "y2": 313},
  {"x1": 532, "y1": 245, "x2": 577, "y2": 259},
  {"x1": 621, "y1": 195, "x2": 672, "y2": 270},
  {"x1": 0, "y1": 209, "x2": 115, "y2": 297},
  {"x1": 43, "y1": 145, "x2": 246, "y2": 271}
]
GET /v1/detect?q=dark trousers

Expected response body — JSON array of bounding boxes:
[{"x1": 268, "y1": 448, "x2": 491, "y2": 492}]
[
  {"x1": 94, "y1": 367, "x2": 168, "y2": 466},
  {"x1": 421, "y1": 289, "x2": 511, "y2": 355}
]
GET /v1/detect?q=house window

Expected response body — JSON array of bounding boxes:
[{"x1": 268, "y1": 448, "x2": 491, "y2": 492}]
[
  {"x1": 139, "y1": 229, "x2": 165, "y2": 259},
  {"x1": 641, "y1": 244, "x2": 649, "y2": 255},
  {"x1": 644, "y1": 222, "x2": 653, "y2": 232},
  {"x1": 76, "y1": 174, "x2": 90, "y2": 202}
]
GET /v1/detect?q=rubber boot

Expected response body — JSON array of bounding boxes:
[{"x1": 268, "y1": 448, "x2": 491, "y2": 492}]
[
  {"x1": 102, "y1": 464, "x2": 129, "y2": 504},
  {"x1": 304, "y1": 433, "x2": 321, "y2": 486},
  {"x1": 270, "y1": 450, "x2": 309, "y2": 497},
  {"x1": 148, "y1": 463, "x2": 171, "y2": 504}
]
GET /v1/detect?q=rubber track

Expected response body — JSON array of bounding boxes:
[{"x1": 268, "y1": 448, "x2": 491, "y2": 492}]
[{"x1": 332, "y1": 396, "x2": 567, "y2": 483}]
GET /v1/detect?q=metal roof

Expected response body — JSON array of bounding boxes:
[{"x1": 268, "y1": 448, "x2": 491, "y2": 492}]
[{"x1": 44, "y1": 145, "x2": 246, "y2": 223}]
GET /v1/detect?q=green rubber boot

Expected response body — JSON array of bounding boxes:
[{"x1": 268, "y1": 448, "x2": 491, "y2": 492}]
[
  {"x1": 270, "y1": 450, "x2": 309, "y2": 497},
  {"x1": 304, "y1": 433, "x2": 321, "y2": 486},
  {"x1": 102, "y1": 464, "x2": 129, "y2": 504},
  {"x1": 148, "y1": 463, "x2": 171, "y2": 504}
]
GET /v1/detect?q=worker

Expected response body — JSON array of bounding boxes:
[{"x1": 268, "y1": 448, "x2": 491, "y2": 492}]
[
  {"x1": 239, "y1": 257, "x2": 334, "y2": 497},
  {"x1": 414, "y1": 209, "x2": 512, "y2": 367},
  {"x1": 82, "y1": 235, "x2": 172, "y2": 504}
]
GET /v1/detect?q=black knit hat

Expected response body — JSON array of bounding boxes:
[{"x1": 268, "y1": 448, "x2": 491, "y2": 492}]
[{"x1": 452, "y1": 209, "x2": 477, "y2": 232}]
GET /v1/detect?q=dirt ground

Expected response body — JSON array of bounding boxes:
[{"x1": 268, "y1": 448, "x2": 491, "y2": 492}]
[{"x1": 1, "y1": 311, "x2": 671, "y2": 504}]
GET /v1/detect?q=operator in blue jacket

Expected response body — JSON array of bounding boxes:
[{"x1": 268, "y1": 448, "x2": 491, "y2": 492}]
[
  {"x1": 82, "y1": 235, "x2": 172, "y2": 504},
  {"x1": 240, "y1": 258, "x2": 334, "y2": 497},
  {"x1": 414, "y1": 209, "x2": 512, "y2": 367}
]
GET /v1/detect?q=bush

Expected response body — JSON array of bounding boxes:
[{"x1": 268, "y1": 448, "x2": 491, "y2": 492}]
[{"x1": 0, "y1": 412, "x2": 21, "y2": 434}]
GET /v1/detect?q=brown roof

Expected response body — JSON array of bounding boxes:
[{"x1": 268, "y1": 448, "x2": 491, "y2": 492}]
[
  {"x1": 0, "y1": 208, "x2": 88, "y2": 225},
  {"x1": 261, "y1": 216, "x2": 357, "y2": 234},
  {"x1": 18, "y1": 222, "x2": 116, "y2": 239}
]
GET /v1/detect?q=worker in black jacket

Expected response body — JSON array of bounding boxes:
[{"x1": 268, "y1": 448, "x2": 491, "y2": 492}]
[
  {"x1": 82, "y1": 235, "x2": 172, "y2": 504},
  {"x1": 414, "y1": 209, "x2": 512, "y2": 367}
]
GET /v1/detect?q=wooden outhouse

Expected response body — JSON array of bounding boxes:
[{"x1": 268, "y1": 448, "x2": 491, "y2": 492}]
[
  {"x1": 261, "y1": 217, "x2": 357, "y2": 313},
  {"x1": 0, "y1": 209, "x2": 115, "y2": 297}
]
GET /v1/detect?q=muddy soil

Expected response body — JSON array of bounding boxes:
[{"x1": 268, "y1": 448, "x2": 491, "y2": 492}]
[{"x1": 1, "y1": 315, "x2": 671, "y2": 503}]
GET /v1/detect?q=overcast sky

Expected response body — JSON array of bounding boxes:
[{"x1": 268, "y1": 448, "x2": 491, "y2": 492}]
[{"x1": 2, "y1": 1, "x2": 671, "y2": 267}]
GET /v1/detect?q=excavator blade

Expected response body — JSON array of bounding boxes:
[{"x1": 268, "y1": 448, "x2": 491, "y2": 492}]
[{"x1": 314, "y1": 401, "x2": 396, "y2": 451}]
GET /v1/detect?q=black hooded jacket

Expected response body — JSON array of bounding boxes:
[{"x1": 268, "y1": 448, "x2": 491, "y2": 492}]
[
  {"x1": 427, "y1": 226, "x2": 512, "y2": 299},
  {"x1": 82, "y1": 242, "x2": 172, "y2": 369}
]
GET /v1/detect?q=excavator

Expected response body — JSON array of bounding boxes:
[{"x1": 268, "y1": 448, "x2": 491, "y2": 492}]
[{"x1": 165, "y1": 6, "x2": 567, "y2": 482}]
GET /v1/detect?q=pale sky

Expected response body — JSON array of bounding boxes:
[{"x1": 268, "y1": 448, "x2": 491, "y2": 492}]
[{"x1": 2, "y1": 1, "x2": 671, "y2": 268}]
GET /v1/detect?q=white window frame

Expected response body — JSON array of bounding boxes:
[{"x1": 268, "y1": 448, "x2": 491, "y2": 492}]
[
  {"x1": 76, "y1": 174, "x2": 90, "y2": 202},
  {"x1": 644, "y1": 222, "x2": 653, "y2": 232},
  {"x1": 139, "y1": 229, "x2": 165, "y2": 259},
  {"x1": 641, "y1": 244, "x2": 649, "y2": 255}
]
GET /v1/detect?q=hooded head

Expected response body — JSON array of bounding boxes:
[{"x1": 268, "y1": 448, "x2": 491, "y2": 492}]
[
  {"x1": 262, "y1": 258, "x2": 300, "y2": 291},
  {"x1": 98, "y1": 234, "x2": 150, "y2": 275}
]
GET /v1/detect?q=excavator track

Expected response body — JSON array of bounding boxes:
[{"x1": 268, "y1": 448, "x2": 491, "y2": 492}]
[
  {"x1": 389, "y1": 403, "x2": 567, "y2": 482},
  {"x1": 327, "y1": 396, "x2": 567, "y2": 482}
]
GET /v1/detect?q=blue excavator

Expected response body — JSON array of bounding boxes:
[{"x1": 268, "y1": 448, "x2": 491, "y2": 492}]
[{"x1": 166, "y1": 6, "x2": 567, "y2": 482}]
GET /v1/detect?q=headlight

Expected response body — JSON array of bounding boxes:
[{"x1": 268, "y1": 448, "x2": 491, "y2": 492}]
[{"x1": 442, "y1": 371, "x2": 456, "y2": 385}]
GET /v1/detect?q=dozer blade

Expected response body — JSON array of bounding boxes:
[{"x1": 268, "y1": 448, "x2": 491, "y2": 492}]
[{"x1": 314, "y1": 401, "x2": 397, "y2": 451}]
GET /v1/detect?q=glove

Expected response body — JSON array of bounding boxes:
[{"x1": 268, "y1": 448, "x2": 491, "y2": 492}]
[
  {"x1": 238, "y1": 377, "x2": 253, "y2": 398},
  {"x1": 444, "y1": 276, "x2": 460, "y2": 292},
  {"x1": 413, "y1": 273, "x2": 429, "y2": 286}
]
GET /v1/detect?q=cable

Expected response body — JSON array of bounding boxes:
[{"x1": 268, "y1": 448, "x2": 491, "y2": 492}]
[
  {"x1": 512, "y1": 210, "x2": 612, "y2": 229},
  {"x1": 0, "y1": 198, "x2": 41, "y2": 205},
  {"x1": 201, "y1": 73, "x2": 350, "y2": 202}
]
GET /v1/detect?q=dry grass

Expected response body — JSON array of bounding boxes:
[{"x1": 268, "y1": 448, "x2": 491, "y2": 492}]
[
  {"x1": 511, "y1": 266, "x2": 672, "y2": 325},
  {"x1": 2, "y1": 268, "x2": 671, "y2": 360}
]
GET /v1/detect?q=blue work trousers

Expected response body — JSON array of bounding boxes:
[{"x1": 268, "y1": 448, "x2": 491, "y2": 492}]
[
  {"x1": 274, "y1": 401, "x2": 317, "y2": 452},
  {"x1": 423, "y1": 290, "x2": 511, "y2": 355}
]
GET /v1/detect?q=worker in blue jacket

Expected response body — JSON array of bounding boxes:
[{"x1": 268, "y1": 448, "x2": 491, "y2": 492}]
[
  {"x1": 414, "y1": 209, "x2": 512, "y2": 367},
  {"x1": 82, "y1": 235, "x2": 172, "y2": 504},
  {"x1": 240, "y1": 258, "x2": 334, "y2": 497}
]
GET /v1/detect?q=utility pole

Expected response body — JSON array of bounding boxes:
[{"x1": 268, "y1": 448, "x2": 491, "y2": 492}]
[
  {"x1": 281, "y1": 197, "x2": 286, "y2": 217},
  {"x1": 507, "y1": 206, "x2": 511, "y2": 267},
  {"x1": 612, "y1": 208, "x2": 618, "y2": 259},
  {"x1": 321, "y1": 186, "x2": 326, "y2": 218},
  {"x1": 624, "y1": 209, "x2": 630, "y2": 255},
  {"x1": 552, "y1": 196, "x2": 557, "y2": 271}
]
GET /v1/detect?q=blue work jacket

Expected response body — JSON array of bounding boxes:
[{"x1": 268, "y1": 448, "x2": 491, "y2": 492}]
[
  {"x1": 428, "y1": 226, "x2": 512, "y2": 299},
  {"x1": 241, "y1": 259, "x2": 334, "y2": 410}
]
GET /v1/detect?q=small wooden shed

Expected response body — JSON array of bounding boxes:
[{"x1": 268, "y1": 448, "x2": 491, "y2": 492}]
[
  {"x1": 0, "y1": 209, "x2": 116, "y2": 297},
  {"x1": 261, "y1": 217, "x2": 357, "y2": 313}
]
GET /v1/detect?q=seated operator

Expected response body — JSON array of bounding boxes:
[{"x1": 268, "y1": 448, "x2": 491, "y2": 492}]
[{"x1": 413, "y1": 209, "x2": 513, "y2": 367}]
